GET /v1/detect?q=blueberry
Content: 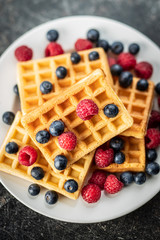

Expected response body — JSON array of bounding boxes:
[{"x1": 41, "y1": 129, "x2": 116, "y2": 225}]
[
  {"x1": 46, "y1": 29, "x2": 59, "y2": 42},
  {"x1": 54, "y1": 155, "x2": 68, "y2": 170},
  {"x1": 5, "y1": 142, "x2": 19, "y2": 154},
  {"x1": 120, "y1": 172, "x2": 134, "y2": 185},
  {"x1": 45, "y1": 190, "x2": 58, "y2": 204},
  {"x1": 70, "y1": 52, "x2": 81, "y2": 64},
  {"x1": 111, "y1": 64, "x2": 123, "y2": 76},
  {"x1": 119, "y1": 72, "x2": 133, "y2": 88},
  {"x1": 146, "y1": 149, "x2": 157, "y2": 162},
  {"x1": 28, "y1": 184, "x2": 40, "y2": 196},
  {"x1": 111, "y1": 42, "x2": 124, "y2": 54},
  {"x1": 146, "y1": 162, "x2": 160, "y2": 175},
  {"x1": 155, "y1": 82, "x2": 160, "y2": 95},
  {"x1": 56, "y1": 66, "x2": 67, "y2": 79},
  {"x1": 134, "y1": 172, "x2": 146, "y2": 185},
  {"x1": 96, "y1": 39, "x2": 109, "y2": 52},
  {"x1": 49, "y1": 120, "x2": 64, "y2": 136},
  {"x1": 114, "y1": 152, "x2": 125, "y2": 164},
  {"x1": 129, "y1": 43, "x2": 140, "y2": 55},
  {"x1": 136, "y1": 79, "x2": 148, "y2": 91},
  {"x1": 64, "y1": 179, "x2": 78, "y2": 193},
  {"x1": 40, "y1": 81, "x2": 52, "y2": 94},
  {"x1": 110, "y1": 137, "x2": 124, "y2": 151},
  {"x1": 89, "y1": 51, "x2": 99, "y2": 61},
  {"x1": 36, "y1": 130, "x2": 50, "y2": 144},
  {"x1": 2, "y1": 111, "x2": 15, "y2": 125},
  {"x1": 87, "y1": 29, "x2": 100, "y2": 42},
  {"x1": 103, "y1": 104, "x2": 119, "y2": 118},
  {"x1": 13, "y1": 84, "x2": 19, "y2": 96},
  {"x1": 31, "y1": 167, "x2": 45, "y2": 180}
]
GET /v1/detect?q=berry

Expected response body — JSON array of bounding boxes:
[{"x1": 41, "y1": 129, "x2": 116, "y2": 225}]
[
  {"x1": 134, "y1": 172, "x2": 146, "y2": 185},
  {"x1": 45, "y1": 42, "x2": 64, "y2": 57},
  {"x1": 36, "y1": 130, "x2": 50, "y2": 144},
  {"x1": 155, "y1": 82, "x2": 160, "y2": 95},
  {"x1": 46, "y1": 29, "x2": 59, "y2": 42},
  {"x1": 96, "y1": 39, "x2": 109, "y2": 52},
  {"x1": 2, "y1": 111, "x2": 15, "y2": 125},
  {"x1": 135, "y1": 61, "x2": 153, "y2": 79},
  {"x1": 117, "y1": 53, "x2": 136, "y2": 70},
  {"x1": 95, "y1": 148, "x2": 114, "y2": 168},
  {"x1": 110, "y1": 64, "x2": 123, "y2": 76},
  {"x1": 13, "y1": 84, "x2": 19, "y2": 96},
  {"x1": 146, "y1": 149, "x2": 157, "y2": 162},
  {"x1": 136, "y1": 79, "x2": 148, "y2": 91},
  {"x1": 146, "y1": 128, "x2": 160, "y2": 149},
  {"x1": 120, "y1": 172, "x2": 134, "y2": 185},
  {"x1": 49, "y1": 120, "x2": 65, "y2": 136},
  {"x1": 119, "y1": 71, "x2": 133, "y2": 88},
  {"x1": 76, "y1": 99, "x2": 99, "y2": 121},
  {"x1": 103, "y1": 104, "x2": 119, "y2": 118},
  {"x1": 81, "y1": 183, "x2": 101, "y2": 203},
  {"x1": 15, "y1": 45, "x2": 33, "y2": 61},
  {"x1": 128, "y1": 43, "x2": 140, "y2": 55},
  {"x1": 88, "y1": 170, "x2": 106, "y2": 189},
  {"x1": 56, "y1": 66, "x2": 67, "y2": 79},
  {"x1": 31, "y1": 167, "x2": 44, "y2": 180},
  {"x1": 108, "y1": 57, "x2": 117, "y2": 67},
  {"x1": 58, "y1": 132, "x2": 77, "y2": 151},
  {"x1": 148, "y1": 110, "x2": 160, "y2": 128},
  {"x1": 64, "y1": 179, "x2": 78, "y2": 193},
  {"x1": 70, "y1": 52, "x2": 81, "y2": 64},
  {"x1": 54, "y1": 155, "x2": 68, "y2": 170},
  {"x1": 146, "y1": 162, "x2": 160, "y2": 175},
  {"x1": 75, "y1": 38, "x2": 93, "y2": 51},
  {"x1": 18, "y1": 146, "x2": 37, "y2": 166},
  {"x1": 5, "y1": 142, "x2": 19, "y2": 154},
  {"x1": 40, "y1": 81, "x2": 53, "y2": 94},
  {"x1": 104, "y1": 175, "x2": 123, "y2": 194},
  {"x1": 87, "y1": 29, "x2": 100, "y2": 42},
  {"x1": 88, "y1": 51, "x2": 99, "y2": 61},
  {"x1": 110, "y1": 136, "x2": 124, "y2": 151},
  {"x1": 114, "y1": 152, "x2": 125, "y2": 164},
  {"x1": 111, "y1": 42, "x2": 124, "y2": 54},
  {"x1": 28, "y1": 184, "x2": 40, "y2": 196},
  {"x1": 45, "y1": 190, "x2": 58, "y2": 204}
]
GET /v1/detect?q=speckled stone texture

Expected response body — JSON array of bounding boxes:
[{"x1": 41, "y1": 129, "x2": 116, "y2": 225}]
[{"x1": 0, "y1": 0, "x2": 160, "y2": 239}]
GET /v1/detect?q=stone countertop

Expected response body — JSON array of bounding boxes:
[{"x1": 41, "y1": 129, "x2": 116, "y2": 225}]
[{"x1": 0, "y1": 0, "x2": 160, "y2": 239}]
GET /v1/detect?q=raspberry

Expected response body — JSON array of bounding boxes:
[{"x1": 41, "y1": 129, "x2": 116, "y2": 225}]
[
  {"x1": 15, "y1": 45, "x2": 33, "y2": 61},
  {"x1": 81, "y1": 183, "x2": 101, "y2": 203},
  {"x1": 135, "y1": 61, "x2": 153, "y2": 79},
  {"x1": 148, "y1": 110, "x2": 160, "y2": 128},
  {"x1": 95, "y1": 148, "x2": 114, "y2": 168},
  {"x1": 18, "y1": 146, "x2": 38, "y2": 166},
  {"x1": 75, "y1": 39, "x2": 93, "y2": 51},
  {"x1": 58, "y1": 132, "x2": 77, "y2": 151},
  {"x1": 76, "y1": 99, "x2": 99, "y2": 121},
  {"x1": 108, "y1": 57, "x2": 117, "y2": 67},
  {"x1": 104, "y1": 174, "x2": 123, "y2": 194},
  {"x1": 45, "y1": 42, "x2": 64, "y2": 57},
  {"x1": 89, "y1": 170, "x2": 106, "y2": 189},
  {"x1": 117, "y1": 52, "x2": 136, "y2": 70},
  {"x1": 146, "y1": 128, "x2": 160, "y2": 149},
  {"x1": 158, "y1": 97, "x2": 160, "y2": 108}
]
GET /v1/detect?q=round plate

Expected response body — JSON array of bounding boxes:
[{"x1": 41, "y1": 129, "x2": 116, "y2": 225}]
[{"x1": 0, "y1": 16, "x2": 160, "y2": 223}]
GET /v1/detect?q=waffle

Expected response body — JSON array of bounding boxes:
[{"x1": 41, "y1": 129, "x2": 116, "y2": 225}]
[
  {"x1": 22, "y1": 69, "x2": 133, "y2": 172},
  {"x1": 113, "y1": 77, "x2": 154, "y2": 138},
  {"x1": 94, "y1": 136, "x2": 145, "y2": 172},
  {"x1": 0, "y1": 112, "x2": 95, "y2": 200},
  {"x1": 17, "y1": 47, "x2": 113, "y2": 114}
]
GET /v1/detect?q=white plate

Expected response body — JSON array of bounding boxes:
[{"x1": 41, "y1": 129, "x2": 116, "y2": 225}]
[{"x1": 0, "y1": 16, "x2": 160, "y2": 223}]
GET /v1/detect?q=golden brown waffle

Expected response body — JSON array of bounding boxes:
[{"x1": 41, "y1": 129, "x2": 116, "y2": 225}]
[
  {"x1": 22, "y1": 69, "x2": 133, "y2": 172},
  {"x1": 0, "y1": 112, "x2": 94, "y2": 200},
  {"x1": 17, "y1": 47, "x2": 113, "y2": 114},
  {"x1": 113, "y1": 77, "x2": 154, "y2": 138}
]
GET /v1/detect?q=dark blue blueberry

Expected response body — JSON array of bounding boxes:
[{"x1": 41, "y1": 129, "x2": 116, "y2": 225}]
[
  {"x1": 129, "y1": 43, "x2": 140, "y2": 55},
  {"x1": 28, "y1": 184, "x2": 40, "y2": 196},
  {"x1": 120, "y1": 172, "x2": 134, "y2": 185},
  {"x1": 13, "y1": 84, "x2": 19, "y2": 96},
  {"x1": 111, "y1": 64, "x2": 123, "y2": 76},
  {"x1": 110, "y1": 137, "x2": 124, "y2": 151},
  {"x1": 103, "y1": 104, "x2": 119, "y2": 118},
  {"x1": 54, "y1": 155, "x2": 68, "y2": 170},
  {"x1": 31, "y1": 167, "x2": 45, "y2": 180},
  {"x1": 134, "y1": 172, "x2": 146, "y2": 185},
  {"x1": 111, "y1": 42, "x2": 124, "y2": 54},
  {"x1": 114, "y1": 152, "x2": 125, "y2": 164},
  {"x1": 136, "y1": 79, "x2": 148, "y2": 91},
  {"x1": 96, "y1": 39, "x2": 109, "y2": 52},
  {"x1": 146, "y1": 162, "x2": 160, "y2": 175},
  {"x1": 119, "y1": 72, "x2": 133, "y2": 88},
  {"x1": 49, "y1": 120, "x2": 64, "y2": 136},
  {"x1": 70, "y1": 52, "x2": 81, "y2": 64},
  {"x1": 89, "y1": 51, "x2": 99, "y2": 61},
  {"x1": 46, "y1": 29, "x2": 59, "y2": 42},
  {"x1": 87, "y1": 29, "x2": 100, "y2": 42},
  {"x1": 146, "y1": 149, "x2": 157, "y2": 162},
  {"x1": 36, "y1": 130, "x2": 50, "y2": 144},
  {"x1": 56, "y1": 66, "x2": 67, "y2": 79},
  {"x1": 64, "y1": 179, "x2": 78, "y2": 193},
  {"x1": 5, "y1": 142, "x2": 19, "y2": 154},
  {"x1": 2, "y1": 111, "x2": 15, "y2": 125},
  {"x1": 40, "y1": 81, "x2": 53, "y2": 94},
  {"x1": 45, "y1": 190, "x2": 58, "y2": 204},
  {"x1": 155, "y1": 82, "x2": 160, "y2": 95}
]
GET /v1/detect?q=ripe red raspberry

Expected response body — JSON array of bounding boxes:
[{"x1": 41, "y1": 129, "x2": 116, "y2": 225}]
[
  {"x1": 158, "y1": 97, "x2": 160, "y2": 108},
  {"x1": 89, "y1": 170, "x2": 107, "y2": 189},
  {"x1": 135, "y1": 61, "x2": 153, "y2": 79},
  {"x1": 15, "y1": 45, "x2": 33, "y2": 61},
  {"x1": 146, "y1": 128, "x2": 160, "y2": 149},
  {"x1": 81, "y1": 183, "x2": 101, "y2": 203},
  {"x1": 76, "y1": 99, "x2": 99, "y2": 121},
  {"x1": 18, "y1": 146, "x2": 38, "y2": 166},
  {"x1": 117, "y1": 52, "x2": 136, "y2": 70},
  {"x1": 45, "y1": 42, "x2": 64, "y2": 57},
  {"x1": 58, "y1": 131, "x2": 77, "y2": 151},
  {"x1": 75, "y1": 39, "x2": 93, "y2": 51},
  {"x1": 108, "y1": 57, "x2": 117, "y2": 67},
  {"x1": 148, "y1": 110, "x2": 160, "y2": 128},
  {"x1": 95, "y1": 148, "x2": 114, "y2": 168},
  {"x1": 104, "y1": 174, "x2": 123, "y2": 194}
]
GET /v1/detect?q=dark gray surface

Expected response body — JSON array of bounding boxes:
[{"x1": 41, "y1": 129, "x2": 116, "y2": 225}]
[{"x1": 0, "y1": 0, "x2": 160, "y2": 239}]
